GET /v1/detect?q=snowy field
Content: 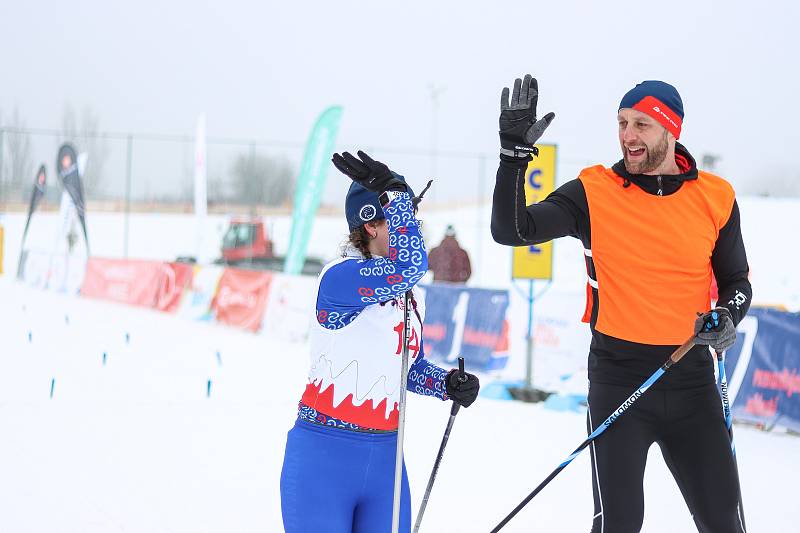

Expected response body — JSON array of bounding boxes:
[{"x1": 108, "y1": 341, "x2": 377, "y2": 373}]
[
  {"x1": 2, "y1": 193, "x2": 800, "y2": 309},
  {"x1": 1, "y1": 279, "x2": 798, "y2": 533}
]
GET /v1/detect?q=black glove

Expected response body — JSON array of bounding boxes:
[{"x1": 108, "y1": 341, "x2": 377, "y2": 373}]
[
  {"x1": 694, "y1": 307, "x2": 737, "y2": 352},
  {"x1": 445, "y1": 368, "x2": 480, "y2": 408},
  {"x1": 331, "y1": 150, "x2": 406, "y2": 194},
  {"x1": 499, "y1": 74, "x2": 556, "y2": 160}
]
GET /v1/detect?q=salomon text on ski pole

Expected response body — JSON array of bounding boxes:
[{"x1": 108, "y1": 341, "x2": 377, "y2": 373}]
[{"x1": 715, "y1": 348, "x2": 747, "y2": 531}]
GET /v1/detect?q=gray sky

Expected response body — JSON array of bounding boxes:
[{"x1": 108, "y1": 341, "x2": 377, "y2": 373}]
[{"x1": 2, "y1": 0, "x2": 799, "y2": 204}]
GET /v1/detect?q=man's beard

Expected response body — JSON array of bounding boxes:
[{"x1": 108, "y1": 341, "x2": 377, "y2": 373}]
[{"x1": 623, "y1": 132, "x2": 669, "y2": 174}]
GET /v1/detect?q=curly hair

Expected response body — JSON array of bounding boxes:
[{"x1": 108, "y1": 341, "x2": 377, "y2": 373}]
[{"x1": 346, "y1": 225, "x2": 373, "y2": 259}]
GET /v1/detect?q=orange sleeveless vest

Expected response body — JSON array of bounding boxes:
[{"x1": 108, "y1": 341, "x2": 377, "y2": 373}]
[{"x1": 579, "y1": 165, "x2": 735, "y2": 345}]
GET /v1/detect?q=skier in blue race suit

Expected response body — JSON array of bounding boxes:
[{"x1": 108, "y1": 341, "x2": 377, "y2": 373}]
[{"x1": 280, "y1": 151, "x2": 481, "y2": 533}]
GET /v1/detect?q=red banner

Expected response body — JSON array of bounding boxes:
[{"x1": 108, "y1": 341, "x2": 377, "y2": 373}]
[
  {"x1": 155, "y1": 262, "x2": 194, "y2": 313},
  {"x1": 211, "y1": 268, "x2": 273, "y2": 332},
  {"x1": 81, "y1": 258, "x2": 165, "y2": 307}
]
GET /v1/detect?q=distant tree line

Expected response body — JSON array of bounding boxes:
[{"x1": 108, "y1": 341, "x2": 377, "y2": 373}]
[
  {"x1": 228, "y1": 150, "x2": 294, "y2": 208},
  {"x1": 0, "y1": 107, "x2": 297, "y2": 208}
]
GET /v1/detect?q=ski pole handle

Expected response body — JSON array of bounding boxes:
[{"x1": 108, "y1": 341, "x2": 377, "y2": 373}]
[{"x1": 451, "y1": 357, "x2": 467, "y2": 416}]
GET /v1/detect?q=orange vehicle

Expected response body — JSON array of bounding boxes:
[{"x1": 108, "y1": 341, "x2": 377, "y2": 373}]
[
  {"x1": 221, "y1": 217, "x2": 274, "y2": 263},
  {"x1": 218, "y1": 217, "x2": 324, "y2": 275}
]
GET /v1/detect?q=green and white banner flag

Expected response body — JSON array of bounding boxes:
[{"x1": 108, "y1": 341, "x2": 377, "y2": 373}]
[{"x1": 284, "y1": 105, "x2": 343, "y2": 275}]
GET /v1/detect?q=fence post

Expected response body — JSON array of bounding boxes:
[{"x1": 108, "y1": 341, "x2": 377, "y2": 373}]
[
  {"x1": 476, "y1": 155, "x2": 486, "y2": 285},
  {"x1": 123, "y1": 135, "x2": 133, "y2": 258},
  {"x1": 249, "y1": 141, "x2": 256, "y2": 214},
  {"x1": 0, "y1": 128, "x2": 5, "y2": 203}
]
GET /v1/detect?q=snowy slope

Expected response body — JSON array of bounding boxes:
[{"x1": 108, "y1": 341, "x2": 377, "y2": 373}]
[{"x1": 1, "y1": 279, "x2": 797, "y2": 533}]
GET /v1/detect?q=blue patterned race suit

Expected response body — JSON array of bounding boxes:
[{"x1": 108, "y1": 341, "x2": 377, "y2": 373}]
[{"x1": 280, "y1": 190, "x2": 450, "y2": 533}]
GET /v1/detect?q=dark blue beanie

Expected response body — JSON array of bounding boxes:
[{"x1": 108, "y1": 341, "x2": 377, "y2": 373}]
[
  {"x1": 344, "y1": 172, "x2": 414, "y2": 231},
  {"x1": 619, "y1": 80, "x2": 684, "y2": 139}
]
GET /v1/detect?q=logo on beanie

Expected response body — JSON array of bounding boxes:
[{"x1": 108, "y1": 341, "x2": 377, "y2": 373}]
[
  {"x1": 652, "y1": 106, "x2": 679, "y2": 130},
  {"x1": 359, "y1": 205, "x2": 377, "y2": 221},
  {"x1": 620, "y1": 82, "x2": 684, "y2": 139}
]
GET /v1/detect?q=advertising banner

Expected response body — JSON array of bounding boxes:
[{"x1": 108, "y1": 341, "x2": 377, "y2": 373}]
[
  {"x1": 80, "y1": 257, "x2": 166, "y2": 307},
  {"x1": 17, "y1": 165, "x2": 47, "y2": 278},
  {"x1": 179, "y1": 265, "x2": 223, "y2": 321},
  {"x1": 725, "y1": 307, "x2": 800, "y2": 432},
  {"x1": 422, "y1": 284, "x2": 510, "y2": 371},
  {"x1": 56, "y1": 144, "x2": 89, "y2": 251},
  {"x1": 211, "y1": 268, "x2": 273, "y2": 332},
  {"x1": 284, "y1": 105, "x2": 343, "y2": 274},
  {"x1": 155, "y1": 262, "x2": 194, "y2": 313}
]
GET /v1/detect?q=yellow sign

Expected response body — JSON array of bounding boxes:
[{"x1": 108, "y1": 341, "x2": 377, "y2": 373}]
[{"x1": 511, "y1": 144, "x2": 557, "y2": 280}]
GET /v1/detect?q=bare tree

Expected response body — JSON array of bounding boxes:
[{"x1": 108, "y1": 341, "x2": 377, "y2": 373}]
[
  {"x1": 231, "y1": 150, "x2": 294, "y2": 207},
  {"x1": 3, "y1": 108, "x2": 33, "y2": 200},
  {"x1": 61, "y1": 104, "x2": 109, "y2": 198}
]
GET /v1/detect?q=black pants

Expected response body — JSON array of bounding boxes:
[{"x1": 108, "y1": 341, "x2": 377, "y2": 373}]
[{"x1": 588, "y1": 382, "x2": 745, "y2": 533}]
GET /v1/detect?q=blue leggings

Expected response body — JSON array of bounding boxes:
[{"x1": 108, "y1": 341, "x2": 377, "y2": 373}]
[{"x1": 280, "y1": 419, "x2": 411, "y2": 533}]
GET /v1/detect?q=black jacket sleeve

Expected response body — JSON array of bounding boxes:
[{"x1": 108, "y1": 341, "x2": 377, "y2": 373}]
[
  {"x1": 712, "y1": 199, "x2": 751, "y2": 325},
  {"x1": 490, "y1": 157, "x2": 590, "y2": 247}
]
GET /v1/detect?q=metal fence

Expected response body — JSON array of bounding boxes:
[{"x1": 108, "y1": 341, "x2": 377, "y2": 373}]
[
  {"x1": 0, "y1": 126, "x2": 604, "y2": 286},
  {"x1": 0, "y1": 126, "x2": 307, "y2": 211},
  {"x1": 0, "y1": 126, "x2": 596, "y2": 212}
]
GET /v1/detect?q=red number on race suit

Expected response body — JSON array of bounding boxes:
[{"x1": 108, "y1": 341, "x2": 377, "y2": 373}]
[{"x1": 393, "y1": 321, "x2": 420, "y2": 358}]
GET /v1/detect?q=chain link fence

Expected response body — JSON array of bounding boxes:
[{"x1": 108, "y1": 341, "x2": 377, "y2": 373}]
[
  {"x1": 0, "y1": 126, "x2": 598, "y2": 283},
  {"x1": 0, "y1": 126, "x2": 310, "y2": 212},
  {"x1": 0, "y1": 126, "x2": 597, "y2": 210}
]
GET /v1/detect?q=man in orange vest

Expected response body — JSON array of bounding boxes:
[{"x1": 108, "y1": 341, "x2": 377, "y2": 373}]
[{"x1": 491, "y1": 75, "x2": 750, "y2": 533}]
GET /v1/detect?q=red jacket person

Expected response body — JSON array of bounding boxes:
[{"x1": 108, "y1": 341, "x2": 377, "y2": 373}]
[{"x1": 427, "y1": 225, "x2": 472, "y2": 283}]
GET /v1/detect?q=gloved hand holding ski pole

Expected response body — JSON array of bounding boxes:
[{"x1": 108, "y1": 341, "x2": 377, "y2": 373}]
[
  {"x1": 694, "y1": 308, "x2": 737, "y2": 353},
  {"x1": 446, "y1": 358, "x2": 480, "y2": 409}
]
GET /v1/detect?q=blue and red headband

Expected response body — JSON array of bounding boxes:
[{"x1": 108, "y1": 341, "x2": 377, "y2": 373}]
[{"x1": 619, "y1": 80, "x2": 684, "y2": 139}]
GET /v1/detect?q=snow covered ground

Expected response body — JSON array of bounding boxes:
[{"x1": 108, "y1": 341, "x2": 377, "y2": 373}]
[
  {"x1": 2, "y1": 193, "x2": 799, "y2": 309},
  {"x1": 2, "y1": 193, "x2": 799, "y2": 392},
  {"x1": 1, "y1": 279, "x2": 797, "y2": 533}
]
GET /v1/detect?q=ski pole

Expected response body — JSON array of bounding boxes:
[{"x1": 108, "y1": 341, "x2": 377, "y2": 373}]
[
  {"x1": 716, "y1": 350, "x2": 747, "y2": 531},
  {"x1": 391, "y1": 290, "x2": 413, "y2": 533},
  {"x1": 490, "y1": 335, "x2": 697, "y2": 533},
  {"x1": 700, "y1": 310, "x2": 746, "y2": 531},
  {"x1": 413, "y1": 356, "x2": 467, "y2": 533}
]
